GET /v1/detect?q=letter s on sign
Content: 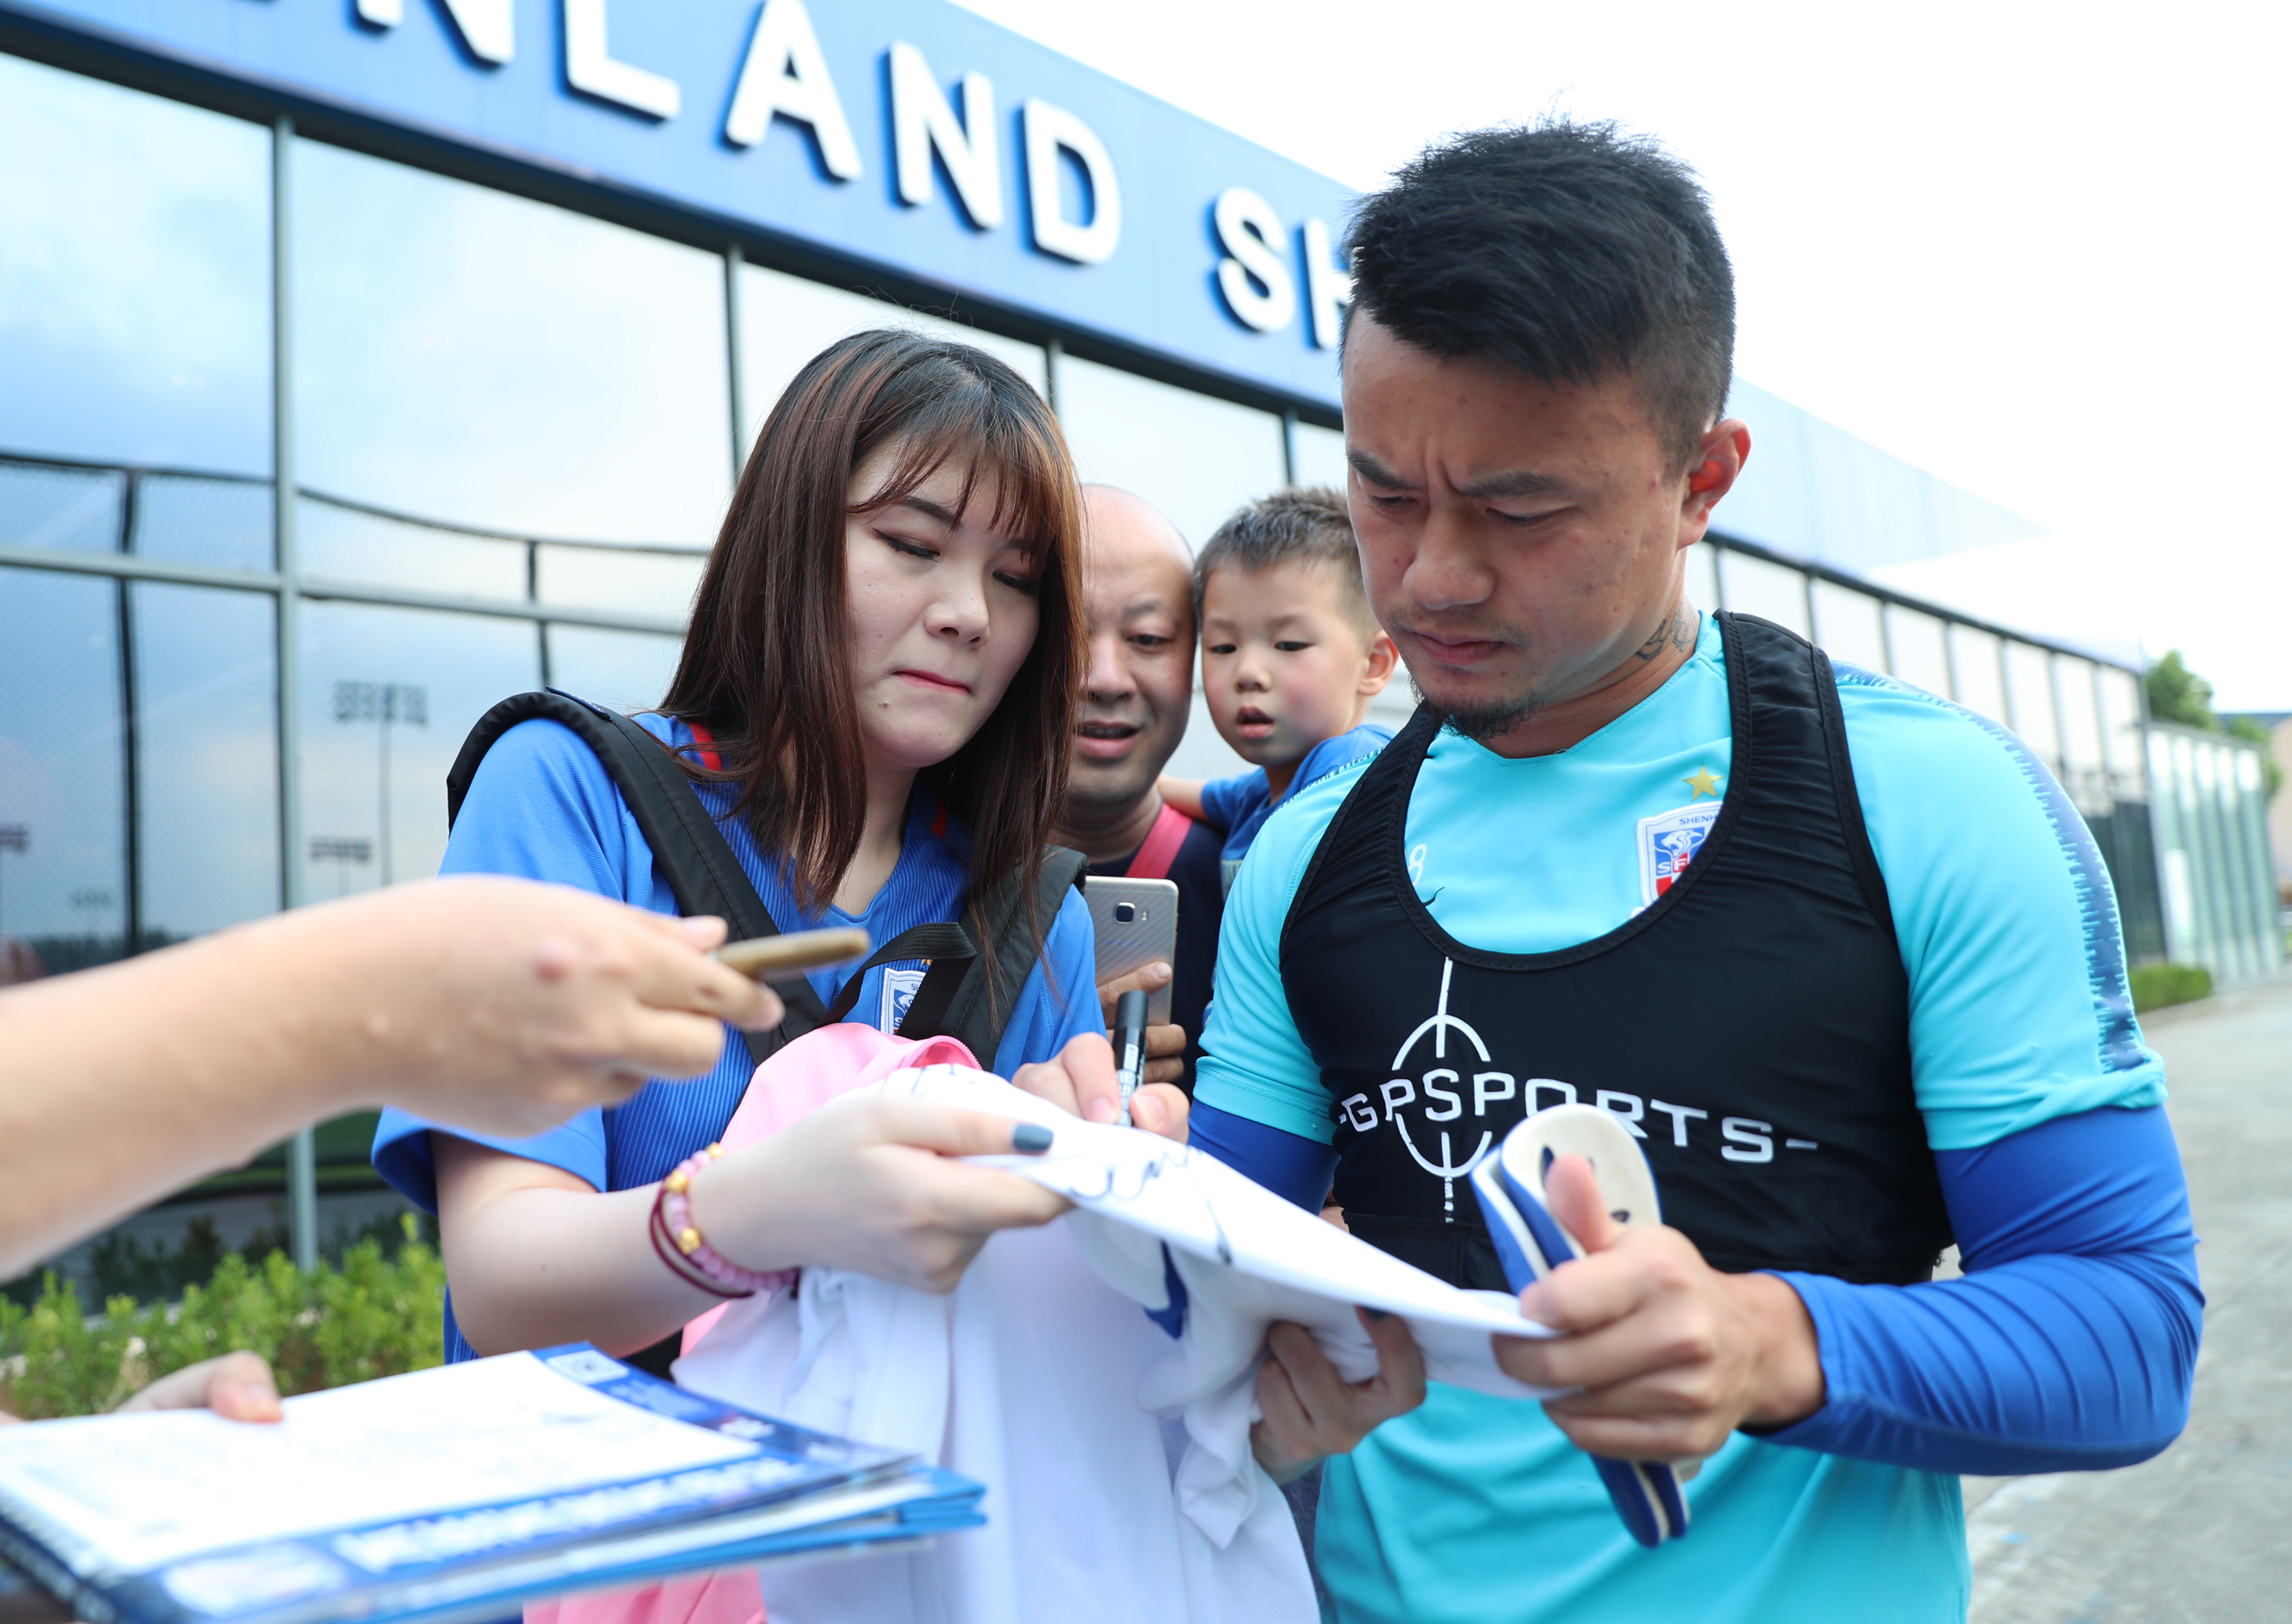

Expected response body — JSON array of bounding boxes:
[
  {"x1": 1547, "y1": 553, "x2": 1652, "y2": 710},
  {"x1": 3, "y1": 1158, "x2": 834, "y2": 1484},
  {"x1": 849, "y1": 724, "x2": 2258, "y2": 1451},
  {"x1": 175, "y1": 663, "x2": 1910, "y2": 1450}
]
[
  {"x1": 1341, "y1": 1093, "x2": 1377, "y2": 1133},
  {"x1": 1721, "y1": 1118, "x2": 1774, "y2": 1163},
  {"x1": 1422, "y1": 1069, "x2": 1463, "y2": 1122},
  {"x1": 1213, "y1": 187, "x2": 1297, "y2": 334}
]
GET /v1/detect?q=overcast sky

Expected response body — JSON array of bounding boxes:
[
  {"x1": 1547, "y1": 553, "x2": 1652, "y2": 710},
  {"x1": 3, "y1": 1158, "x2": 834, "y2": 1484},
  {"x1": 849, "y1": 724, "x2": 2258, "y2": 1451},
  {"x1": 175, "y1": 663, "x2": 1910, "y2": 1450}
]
[{"x1": 962, "y1": 0, "x2": 2291, "y2": 708}]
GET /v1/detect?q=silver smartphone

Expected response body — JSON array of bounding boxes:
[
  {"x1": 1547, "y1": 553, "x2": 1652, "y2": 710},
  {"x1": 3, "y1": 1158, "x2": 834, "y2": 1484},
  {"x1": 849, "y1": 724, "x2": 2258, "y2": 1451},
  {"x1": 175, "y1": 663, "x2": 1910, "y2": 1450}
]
[{"x1": 1083, "y1": 875, "x2": 1180, "y2": 1026}]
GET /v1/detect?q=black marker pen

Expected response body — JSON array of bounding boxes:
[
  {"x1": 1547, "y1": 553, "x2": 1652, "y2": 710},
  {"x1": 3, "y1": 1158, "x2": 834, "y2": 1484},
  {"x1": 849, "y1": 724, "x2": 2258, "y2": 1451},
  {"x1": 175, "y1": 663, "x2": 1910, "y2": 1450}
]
[{"x1": 1112, "y1": 988, "x2": 1148, "y2": 1127}]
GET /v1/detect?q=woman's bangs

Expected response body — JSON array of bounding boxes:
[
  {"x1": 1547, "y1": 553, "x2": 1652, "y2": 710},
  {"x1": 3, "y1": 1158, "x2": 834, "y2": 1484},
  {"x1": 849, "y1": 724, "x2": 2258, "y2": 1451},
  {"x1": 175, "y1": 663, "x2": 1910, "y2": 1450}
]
[{"x1": 854, "y1": 383, "x2": 1072, "y2": 565}]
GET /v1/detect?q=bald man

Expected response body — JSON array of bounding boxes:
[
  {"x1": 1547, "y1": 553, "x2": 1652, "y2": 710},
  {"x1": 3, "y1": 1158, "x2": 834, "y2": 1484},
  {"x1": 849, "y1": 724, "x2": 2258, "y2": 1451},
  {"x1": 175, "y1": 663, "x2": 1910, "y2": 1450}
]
[{"x1": 1058, "y1": 486, "x2": 1224, "y2": 1092}]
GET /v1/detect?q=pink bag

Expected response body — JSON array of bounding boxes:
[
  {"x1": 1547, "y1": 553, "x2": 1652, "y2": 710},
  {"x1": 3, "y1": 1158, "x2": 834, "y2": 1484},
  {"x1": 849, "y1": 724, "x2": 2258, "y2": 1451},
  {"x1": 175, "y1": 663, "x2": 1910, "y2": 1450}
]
[
  {"x1": 525, "y1": 1025, "x2": 982, "y2": 1624},
  {"x1": 682, "y1": 1025, "x2": 982, "y2": 1354},
  {"x1": 525, "y1": 1572, "x2": 763, "y2": 1624}
]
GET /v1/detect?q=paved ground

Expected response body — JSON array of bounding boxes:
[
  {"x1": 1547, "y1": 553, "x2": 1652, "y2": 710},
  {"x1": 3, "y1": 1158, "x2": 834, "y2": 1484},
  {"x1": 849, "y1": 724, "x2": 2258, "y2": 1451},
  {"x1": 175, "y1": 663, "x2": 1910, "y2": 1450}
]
[{"x1": 1965, "y1": 979, "x2": 2292, "y2": 1623}]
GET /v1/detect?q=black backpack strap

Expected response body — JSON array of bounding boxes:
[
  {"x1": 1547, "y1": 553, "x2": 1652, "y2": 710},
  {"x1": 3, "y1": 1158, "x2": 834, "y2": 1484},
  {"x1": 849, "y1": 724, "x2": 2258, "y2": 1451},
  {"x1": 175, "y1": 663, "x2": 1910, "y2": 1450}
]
[
  {"x1": 821, "y1": 922, "x2": 978, "y2": 1024},
  {"x1": 447, "y1": 692, "x2": 1090, "y2": 1071},
  {"x1": 445, "y1": 691, "x2": 831, "y2": 1056},
  {"x1": 894, "y1": 933, "x2": 978, "y2": 1045},
  {"x1": 905, "y1": 847, "x2": 1090, "y2": 1064}
]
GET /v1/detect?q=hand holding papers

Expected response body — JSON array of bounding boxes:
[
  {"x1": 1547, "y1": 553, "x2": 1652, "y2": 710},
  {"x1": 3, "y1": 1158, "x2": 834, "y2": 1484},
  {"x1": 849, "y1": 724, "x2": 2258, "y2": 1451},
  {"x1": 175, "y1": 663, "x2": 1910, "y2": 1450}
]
[
  {"x1": 0, "y1": 1348, "x2": 981, "y2": 1624},
  {"x1": 890, "y1": 1063, "x2": 1555, "y2": 1401},
  {"x1": 877, "y1": 1063, "x2": 1554, "y2": 1565}
]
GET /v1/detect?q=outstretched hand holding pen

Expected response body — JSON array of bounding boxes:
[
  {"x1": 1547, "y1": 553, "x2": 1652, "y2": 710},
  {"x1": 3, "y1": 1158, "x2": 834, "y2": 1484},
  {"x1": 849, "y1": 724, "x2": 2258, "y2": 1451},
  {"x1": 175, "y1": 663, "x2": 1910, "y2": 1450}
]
[{"x1": 0, "y1": 876, "x2": 783, "y2": 1282}]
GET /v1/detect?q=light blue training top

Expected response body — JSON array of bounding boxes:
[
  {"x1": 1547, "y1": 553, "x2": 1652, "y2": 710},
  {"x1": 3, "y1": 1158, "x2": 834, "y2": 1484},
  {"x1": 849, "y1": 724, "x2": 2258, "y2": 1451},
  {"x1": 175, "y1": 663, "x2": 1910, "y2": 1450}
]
[{"x1": 1194, "y1": 614, "x2": 2164, "y2": 1624}]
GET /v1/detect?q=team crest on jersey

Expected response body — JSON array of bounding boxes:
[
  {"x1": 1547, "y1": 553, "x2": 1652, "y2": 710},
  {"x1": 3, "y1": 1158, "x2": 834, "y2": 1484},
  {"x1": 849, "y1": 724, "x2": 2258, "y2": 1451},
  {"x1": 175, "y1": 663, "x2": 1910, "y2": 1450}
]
[
  {"x1": 1638, "y1": 802, "x2": 1721, "y2": 905},
  {"x1": 879, "y1": 966, "x2": 927, "y2": 1031}
]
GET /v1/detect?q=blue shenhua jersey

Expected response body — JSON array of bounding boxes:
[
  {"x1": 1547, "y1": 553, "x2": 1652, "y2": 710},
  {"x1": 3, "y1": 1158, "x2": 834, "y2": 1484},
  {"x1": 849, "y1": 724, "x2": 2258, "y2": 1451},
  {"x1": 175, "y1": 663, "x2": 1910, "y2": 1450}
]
[{"x1": 372, "y1": 712, "x2": 1102, "y2": 1362}]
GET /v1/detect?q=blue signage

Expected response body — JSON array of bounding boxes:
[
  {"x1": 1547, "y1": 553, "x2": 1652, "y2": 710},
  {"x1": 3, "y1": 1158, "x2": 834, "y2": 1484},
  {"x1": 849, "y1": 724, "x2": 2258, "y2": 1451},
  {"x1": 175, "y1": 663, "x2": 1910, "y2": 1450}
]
[{"x1": 5, "y1": 0, "x2": 1353, "y2": 410}]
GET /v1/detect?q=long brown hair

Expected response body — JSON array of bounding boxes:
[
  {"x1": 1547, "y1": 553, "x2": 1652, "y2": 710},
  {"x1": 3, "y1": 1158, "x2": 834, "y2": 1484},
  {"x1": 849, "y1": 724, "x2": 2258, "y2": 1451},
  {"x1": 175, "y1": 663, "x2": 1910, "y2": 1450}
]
[{"x1": 662, "y1": 328, "x2": 1083, "y2": 929}]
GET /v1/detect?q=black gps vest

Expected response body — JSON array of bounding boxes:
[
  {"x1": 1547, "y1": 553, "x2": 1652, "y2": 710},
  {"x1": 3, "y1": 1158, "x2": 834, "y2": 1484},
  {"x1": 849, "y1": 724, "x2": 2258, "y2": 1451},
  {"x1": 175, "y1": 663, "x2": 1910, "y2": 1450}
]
[{"x1": 1281, "y1": 613, "x2": 1951, "y2": 1291}]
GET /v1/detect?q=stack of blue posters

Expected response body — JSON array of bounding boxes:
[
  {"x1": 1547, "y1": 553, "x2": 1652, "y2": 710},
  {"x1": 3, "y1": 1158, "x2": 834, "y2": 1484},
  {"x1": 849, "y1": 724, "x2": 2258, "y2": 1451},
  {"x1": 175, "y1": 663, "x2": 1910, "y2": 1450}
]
[{"x1": 0, "y1": 1345, "x2": 981, "y2": 1624}]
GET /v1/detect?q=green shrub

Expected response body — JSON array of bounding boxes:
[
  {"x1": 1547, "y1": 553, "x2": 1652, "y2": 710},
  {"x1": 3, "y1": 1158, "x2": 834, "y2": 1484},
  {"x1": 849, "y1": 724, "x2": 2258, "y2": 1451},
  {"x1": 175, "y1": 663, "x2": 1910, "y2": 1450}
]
[
  {"x1": 52, "y1": 1203, "x2": 433, "y2": 1309},
  {"x1": 0, "y1": 1215, "x2": 444, "y2": 1419},
  {"x1": 2130, "y1": 961, "x2": 2213, "y2": 1013}
]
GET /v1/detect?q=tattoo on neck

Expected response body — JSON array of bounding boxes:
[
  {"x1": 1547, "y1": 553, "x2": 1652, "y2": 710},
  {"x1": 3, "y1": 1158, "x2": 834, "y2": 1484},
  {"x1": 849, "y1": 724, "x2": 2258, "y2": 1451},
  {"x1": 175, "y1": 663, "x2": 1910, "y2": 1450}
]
[{"x1": 1633, "y1": 606, "x2": 1699, "y2": 663}]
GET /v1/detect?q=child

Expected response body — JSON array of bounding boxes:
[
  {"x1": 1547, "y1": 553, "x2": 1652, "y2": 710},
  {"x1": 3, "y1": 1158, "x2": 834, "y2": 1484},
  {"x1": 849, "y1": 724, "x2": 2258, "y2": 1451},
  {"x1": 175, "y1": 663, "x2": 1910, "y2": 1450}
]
[{"x1": 1159, "y1": 486, "x2": 1399, "y2": 891}]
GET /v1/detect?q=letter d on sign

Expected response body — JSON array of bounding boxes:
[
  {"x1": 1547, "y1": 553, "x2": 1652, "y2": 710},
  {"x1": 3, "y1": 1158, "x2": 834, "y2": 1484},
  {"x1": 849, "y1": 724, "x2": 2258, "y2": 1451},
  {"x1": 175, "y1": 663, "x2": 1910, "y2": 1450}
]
[{"x1": 1023, "y1": 99, "x2": 1120, "y2": 264}]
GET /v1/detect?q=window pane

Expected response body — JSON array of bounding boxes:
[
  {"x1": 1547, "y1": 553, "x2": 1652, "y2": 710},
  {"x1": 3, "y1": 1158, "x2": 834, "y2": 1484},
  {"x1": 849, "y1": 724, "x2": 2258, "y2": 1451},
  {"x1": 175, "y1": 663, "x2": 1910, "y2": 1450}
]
[
  {"x1": 2052, "y1": 654, "x2": 2111, "y2": 819},
  {"x1": 0, "y1": 53, "x2": 270, "y2": 476},
  {"x1": 1811, "y1": 580, "x2": 1887, "y2": 671},
  {"x1": 133, "y1": 473, "x2": 274, "y2": 573},
  {"x1": 1290, "y1": 421, "x2": 1347, "y2": 489},
  {"x1": 0, "y1": 458, "x2": 123, "y2": 554},
  {"x1": 1715, "y1": 548, "x2": 1811, "y2": 638},
  {"x1": 1682, "y1": 541, "x2": 1719, "y2": 617},
  {"x1": 536, "y1": 545, "x2": 705, "y2": 621},
  {"x1": 735, "y1": 264, "x2": 1047, "y2": 458},
  {"x1": 298, "y1": 495, "x2": 527, "y2": 599},
  {"x1": 1054, "y1": 356, "x2": 1288, "y2": 550},
  {"x1": 547, "y1": 625, "x2": 683, "y2": 716},
  {"x1": 299, "y1": 604, "x2": 539, "y2": 899},
  {"x1": 2056, "y1": 658, "x2": 2105, "y2": 773},
  {"x1": 294, "y1": 140, "x2": 730, "y2": 547},
  {"x1": 2099, "y1": 667, "x2": 2146, "y2": 789},
  {"x1": 1886, "y1": 605, "x2": 1952, "y2": 697},
  {"x1": 131, "y1": 583, "x2": 279, "y2": 942},
  {"x1": 0, "y1": 567, "x2": 126, "y2": 980},
  {"x1": 1949, "y1": 625, "x2": 2006, "y2": 724},
  {"x1": 2002, "y1": 641, "x2": 2062, "y2": 767}
]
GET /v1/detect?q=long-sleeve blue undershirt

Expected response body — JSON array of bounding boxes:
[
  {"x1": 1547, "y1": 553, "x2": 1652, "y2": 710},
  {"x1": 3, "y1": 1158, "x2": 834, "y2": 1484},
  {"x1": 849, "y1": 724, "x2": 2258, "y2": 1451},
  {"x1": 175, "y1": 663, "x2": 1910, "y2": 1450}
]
[
  {"x1": 1191, "y1": 1099, "x2": 1336, "y2": 1210},
  {"x1": 1191, "y1": 1099, "x2": 2202, "y2": 1476},
  {"x1": 1763, "y1": 1103, "x2": 2200, "y2": 1473}
]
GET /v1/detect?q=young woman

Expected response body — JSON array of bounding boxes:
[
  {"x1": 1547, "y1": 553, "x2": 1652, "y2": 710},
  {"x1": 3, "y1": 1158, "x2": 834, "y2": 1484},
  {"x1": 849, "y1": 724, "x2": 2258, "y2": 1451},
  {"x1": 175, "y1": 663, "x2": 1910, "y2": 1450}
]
[{"x1": 370, "y1": 329, "x2": 1170, "y2": 1362}]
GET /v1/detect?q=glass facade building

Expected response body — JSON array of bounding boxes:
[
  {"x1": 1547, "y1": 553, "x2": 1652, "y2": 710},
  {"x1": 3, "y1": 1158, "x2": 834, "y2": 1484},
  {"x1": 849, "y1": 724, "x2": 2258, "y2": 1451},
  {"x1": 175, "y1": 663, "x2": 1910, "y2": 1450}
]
[
  {"x1": 0, "y1": 43, "x2": 1330, "y2": 970},
  {"x1": 0, "y1": 0, "x2": 2272, "y2": 1276}
]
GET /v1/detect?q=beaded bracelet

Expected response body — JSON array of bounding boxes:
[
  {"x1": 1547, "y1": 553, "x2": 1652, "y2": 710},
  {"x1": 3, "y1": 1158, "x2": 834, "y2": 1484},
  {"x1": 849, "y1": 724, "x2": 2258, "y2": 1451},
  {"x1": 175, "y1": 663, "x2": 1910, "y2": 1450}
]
[
  {"x1": 647, "y1": 1204, "x2": 749, "y2": 1299},
  {"x1": 649, "y1": 1143, "x2": 796, "y2": 1299}
]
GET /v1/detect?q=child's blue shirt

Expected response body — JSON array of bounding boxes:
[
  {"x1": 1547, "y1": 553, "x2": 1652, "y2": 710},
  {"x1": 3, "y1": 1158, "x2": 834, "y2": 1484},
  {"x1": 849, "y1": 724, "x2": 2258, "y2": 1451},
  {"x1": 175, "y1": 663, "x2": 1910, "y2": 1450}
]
[
  {"x1": 370, "y1": 711, "x2": 1101, "y2": 1362},
  {"x1": 1198, "y1": 722, "x2": 1393, "y2": 892}
]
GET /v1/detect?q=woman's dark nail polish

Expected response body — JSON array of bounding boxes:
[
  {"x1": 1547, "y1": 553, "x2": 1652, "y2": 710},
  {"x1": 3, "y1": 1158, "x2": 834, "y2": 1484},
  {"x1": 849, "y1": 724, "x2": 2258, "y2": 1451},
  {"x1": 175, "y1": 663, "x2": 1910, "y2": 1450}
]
[
  {"x1": 1012, "y1": 1123, "x2": 1054, "y2": 1155},
  {"x1": 1363, "y1": 1307, "x2": 1391, "y2": 1321}
]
